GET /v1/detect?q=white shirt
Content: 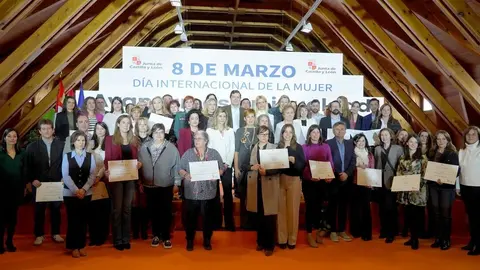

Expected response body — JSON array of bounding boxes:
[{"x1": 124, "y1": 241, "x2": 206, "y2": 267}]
[
  {"x1": 103, "y1": 112, "x2": 128, "y2": 135},
  {"x1": 380, "y1": 118, "x2": 387, "y2": 129},
  {"x1": 459, "y1": 141, "x2": 480, "y2": 187},
  {"x1": 274, "y1": 121, "x2": 305, "y2": 145},
  {"x1": 206, "y1": 128, "x2": 235, "y2": 166},
  {"x1": 294, "y1": 118, "x2": 317, "y2": 141},
  {"x1": 231, "y1": 105, "x2": 240, "y2": 132},
  {"x1": 311, "y1": 112, "x2": 325, "y2": 124}
]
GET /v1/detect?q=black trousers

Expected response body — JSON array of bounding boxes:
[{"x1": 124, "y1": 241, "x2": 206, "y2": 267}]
[
  {"x1": 377, "y1": 188, "x2": 398, "y2": 238},
  {"x1": 33, "y1": 200, "x2": 61, "y2": 237},
  {"x1": 221, "y1": 167, "x2": 234, "y2": 228},
  {"x1": 326, "y1": 181, "x2": 350, "y2": 232},
  {"x1": 0, "y1": 202, "x2": 18, "y2": 245},
  {"x1": 256, "y1": 179, "x2": 275, "y2": 250},
  {"x1": 429, "y1": 185, "x2": 455, "y2": 241},
  {"x1": 145, "y1": 186, "x2": 173, "y2": 241},
  {"x1": 426, "y1": 197, "x2": 436, "y2": 236},
  {"x1": 460, "y1": 185, "x2": 480, "y2": 246},
  {"x1": 405, "y1": 205, "x2": 425, "y2": 240},
  {"x1": 132, "y1": 206, "x2": 148, "y2": 238},
  {"x1": 350, "y1": 185, "x2": 372, "y2": 238},
  {"x1": 88, "y1": 198, "x2": 111, "y2": 245},
  {"x1": 239, "y1": 171, "x2": 256, "y2": 230},
  {"x1": 184, "y1": 199, "x2": 215, "y2": 241},
  {"x1": 302, "y1": 180, "x2": 327, "y2": 233},
  {"x1": 65, "y1": 196, "x2": 91, "y2": 250}
]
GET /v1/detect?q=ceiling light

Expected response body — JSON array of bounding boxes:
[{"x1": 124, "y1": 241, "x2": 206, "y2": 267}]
[
  {"x1": 301, "y1": 21, "x2": 313, "y2": 34},
  {"x1": 180, "y1": 32, "x2": 188, "y2": 42},
  {"x1": 170, "y1": 0, "x2": 181, "y2": 7},
  {"x1": 174, "y1": 23, "x2": 183, "y2": 34},
  {"x1": 285, "y1": 43, "x2": 293, "y2": 52}
]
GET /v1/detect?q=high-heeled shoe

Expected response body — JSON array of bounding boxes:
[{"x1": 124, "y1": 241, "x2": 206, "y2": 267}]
[
  {"x1": 431, "y1": 239, "x2": 441, "y2": 248},
  {"x1": 462, "y1": 241, "x2": 473, "y2": 251},
  {"x1": 440, "y1": 239, "x2": 451, "y2": 250},
  {"x1": 468, "y1": 245, "x2": 480, "y2": 256}
]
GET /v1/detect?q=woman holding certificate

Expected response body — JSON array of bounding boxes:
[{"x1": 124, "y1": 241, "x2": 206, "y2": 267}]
[
  {"x1": 178, "y1": 130, "x2": 224, "y2": 251},
  {"x1": 62, "y1": 131, "x2": 96, "y2": 258},
  {"x1": 352, "y1": 133, "x2": 375, "y2": 241},
  {"x1": 396, "y1": 135, "x2": 428, "y2": 250},
  {"x1": 0, "y1": 128, "x2": 25, "y2": 254},
  {"x1": 302, "y1": 125, "x2": 333, "y2": 247},
  {"x1": 206, "y1": 108, "x2": 236, "y2": 231},
  {"x1": 104, "y1": 115, "x2": 141, "y2": 251},
  {"x1": 139, "y1": 123, "x2": 181, "y2": 249},
  {"x1": 277, "y1": 124, "x2": 305, "y2": 250},
  {"x1": 374, "y1": 128, "x2": 404, "y2": 243},
  {"x1": 429, "y1": 130, "x2": 459, "y2": 251},
  {"x1": 246, "y1": 125, "x2": 279, "y2": 256},
  {"x1": 459, "y1": 126, "x2": 480, "y2": 256}
]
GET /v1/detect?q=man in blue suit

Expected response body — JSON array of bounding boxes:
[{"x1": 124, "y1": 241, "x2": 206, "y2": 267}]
[
  {"x1": 326, "y1": 122, "x2": 356, "y2": 243},
  {"x1": 361, "y1": 98, "x2": 379, "y2": 130}
]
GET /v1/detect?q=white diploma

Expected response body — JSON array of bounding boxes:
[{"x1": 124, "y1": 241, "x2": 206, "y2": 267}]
[
  {"x1": 309, "y1": 160, "x2": 334, "y2": 179},
  {"x1": 357, "y1": 168, "x2": 382, "y2": 187},
  {"x1": 260, "y1": 148, "x2": 289, "y2": 170},
  {"x1": 189, "y1": 160, "x2": 220, "y2": 181},
  {"x1": 327, "y1": 128, "x2": 335, "y2": 140},
  {"x1": 108, "y1": 159, "x2": 138, "y2": 182},
  {"x1": 424, "y1": 161, "x2": 459, "y2": 185},
  {"x1": 36, "y1": 182, "x2": 64, "y2": 202},
  {"x1": 391, "y1": 174, "x2": 421, "y2": 192},
  {"x1": 363, "y1": 129, "x2": 381, "y2": 145},
  {"x1": 148, "y1": 113, "x2": 174, "y2": 132}
]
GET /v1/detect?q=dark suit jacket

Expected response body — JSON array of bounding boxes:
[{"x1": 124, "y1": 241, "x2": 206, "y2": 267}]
[
  {"x1": 319, "y1": 116, "x2": 350, "y2": 140},
  {"x1": 326, "y1": 138, "x2": 356, "y2": 178},
  {"x1": 371, "y1": 118, "x2": 402, "y2": 133},
  {"x1": 353, "y1": 115, "x2": 363, "y2": 130},
  {"x1": 361, "y1": 113, "x2": 375, "y2": 130},
  {"x1": 25, "y1": 138, "x2": 65, "y2": 183},
  {"x1": 222, "y1": 105, "x2": 245, "y2": 129},
  {"x1": 104, "y1": 136, "x2": 139, "y2": 170},
  {"x1": 55, "y1": 111, "x2": 78, "y2": 141}
]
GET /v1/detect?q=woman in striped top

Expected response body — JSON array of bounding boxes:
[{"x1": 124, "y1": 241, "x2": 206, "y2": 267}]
[{"x1": 82, "y1": 97, "x2": 103, "y2": 134}]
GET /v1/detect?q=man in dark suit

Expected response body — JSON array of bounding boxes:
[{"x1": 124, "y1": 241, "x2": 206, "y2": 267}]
[
  {"x1": 320, "y1": 100, "x2": 350, "y2": 139},
  {"x1": 222, "y1": 90, "x2": 245, "y2": 132},
  {"x1": 326, "y1": 121, "x2": 356, "y2": 243},
  {"x1": 361, "y1": 98, "x2": 379, "y2": 130}
]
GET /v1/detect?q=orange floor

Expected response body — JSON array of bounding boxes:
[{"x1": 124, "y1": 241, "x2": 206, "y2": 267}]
[{"x1": 0, "y1": 232, "x2": 477, "y2": 270}]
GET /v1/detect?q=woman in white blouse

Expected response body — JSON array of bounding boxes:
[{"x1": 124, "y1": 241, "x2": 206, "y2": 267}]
[
  {"x1": 274, "y1": 105, "x2": 304, "y2": 144},
  {"x1": 206, "y1": 107, "x2": 236, "y2": 231},
  {"x1": 293, "y1": 103, "x2": 316, "y2": 143},
  {"x1": 458, "y1": 126, "x2": 480, "y2": 256},
  {"x1": 87, "y1": 122, "x2": 111, "y2": 247},
  {"x1": 103, "y1": 97, "x2": 128, "y2": 134}
]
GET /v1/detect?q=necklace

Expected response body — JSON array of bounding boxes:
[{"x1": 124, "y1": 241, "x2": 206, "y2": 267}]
[{"x1": 241, "y1": 127, "x2": 255, "y2": 148}]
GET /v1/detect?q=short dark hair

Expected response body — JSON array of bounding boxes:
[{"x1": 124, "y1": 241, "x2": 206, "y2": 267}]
[
  {"x1": 70, "y1": 130, "x2": 88, "y2": 151},
  {"x1": 38, "y1": 119, "x2": 54, "y2": 130},
  {"x1": 169, "y1": 99, "x2": 180, "y2": 109},
  {"x1": 352, "y1": 133, "x2": 370, "y2": 153},
  {"x1": 162, "y1": 94, "x2": 172, "y2": 99},
  {"x1": 332, "y1": 121, "x2": 346, "y2": 130},
  {"x1": 369, "y1": 98, "x2": 379, "y2": 104},
  {"x1": 311, "y1": 99, "x2": 320, "y2": 105},
  {"x1": 151, "y1": 123, "x2": 166, "y2": 134},
  {"x1": 329, "y1": 100, "x2": 340, "y2": 107},
  {"x1": 230, "y1": 90, "x2": 241, "y2": 98}
]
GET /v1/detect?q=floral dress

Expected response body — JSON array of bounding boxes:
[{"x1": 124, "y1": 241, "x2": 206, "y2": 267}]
[{"x1": 396, "y1": 154, "x2": 428, "y2": 207}]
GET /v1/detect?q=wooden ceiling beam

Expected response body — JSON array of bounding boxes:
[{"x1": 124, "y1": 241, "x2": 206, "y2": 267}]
[
  {"x1": 0, "y1": 0, "x2": 136, "y2": 131},
  {"x1": 432, "y1": 0, "x2": 480, "y2": 51},
  {"x1": 294, "y1": 0, "x2": 436, "y2": 132},
  {"x1": 0, "y1": 0, "x2": 42, "y2": 40},
  {"x1": 378, "y1": 0, "x2": 480, "y2": 118},
  {"x1": 174, "y1": 39, "x2": 277, "y2": 51},
  {"x1": 285, "y1": 9, "x2": 412, "y2": 131},
  {"x1": 228, "y1": 0, "x2": 240, "y2": 49},
  {"x1": 341, "y1": 0, "x2": 467, "y2": 133},
  {"x1": 0, "y1": 0, "x2": 95, "y2": 88},
  {"x1": 182, "y1": 6, "x2": 284, "y2": 15},
  {"x1": 14, "y1": 0, "x2": 168, "y2": 137}
]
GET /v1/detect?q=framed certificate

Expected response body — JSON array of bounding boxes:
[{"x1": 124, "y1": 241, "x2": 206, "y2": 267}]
[
  {"x1": 148, "y1": 113, "x2": 174, "y2": 132},
  {"x1": 36, "y1": 182, "x2": 64, "y2": 202},
  {"x1": 357, "y1": 168, "x2": 382, "y2": 187},
  {"x1": 259, "y1": 148, "x2": 289, "y2": 170},
  {"x1": 189, "y1": 160, "x2": 220, "y2": 181},
  {"x1": 309, "y1": 160, "x2": 334, "y2": 179},
  {"x1": 391, "y1": 174, "x2": 421, "y2": 192},
  {"x1": 424, "y1": 161, "x2": 459, "y2": 185},
  {"x1": 108, "y1": 159, "x2": 138, "y2": 182}
]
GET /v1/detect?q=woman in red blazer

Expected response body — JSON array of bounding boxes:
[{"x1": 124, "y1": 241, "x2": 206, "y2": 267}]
[
  {"x1": 351, "y1": 133, "x2": 375, "y2": 241},
  {"x1": 104, "y1": 115, "x2": 142, "y2": 251},
  {"x1": 178, "y1": 109, "x2": 204, "y2": 157}
]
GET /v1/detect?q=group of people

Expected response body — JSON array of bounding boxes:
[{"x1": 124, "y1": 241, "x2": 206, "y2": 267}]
[{"x1": 0, "y1": 90, "x2": 479, "y2": 258}]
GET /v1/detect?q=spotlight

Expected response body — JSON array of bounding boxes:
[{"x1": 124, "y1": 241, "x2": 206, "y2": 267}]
[
  {"x1": 170, "y1": 0, "x2": 181, "y2": 7},
  {"x1": 174, "y1": 23, "x2": 183, "y2": 34},
  {"x1": 285, "y1": 43, "x2": 293, "y2": 52},
  {"x1": 180, "y1": 32, "x2": 188, "y2": 42},
  {"x1": 301, "y1": 21, "x2": 312, "y2": 34}
]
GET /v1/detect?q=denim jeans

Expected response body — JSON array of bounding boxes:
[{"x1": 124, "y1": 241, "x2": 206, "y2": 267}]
[{"x1": 111, "y1": 181, "x2": 135, "y2": 245}]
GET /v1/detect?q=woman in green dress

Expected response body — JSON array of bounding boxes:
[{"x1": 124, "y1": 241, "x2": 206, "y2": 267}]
[{"x1": 0, "y1": 128, "x2": 25, "y2": 254}]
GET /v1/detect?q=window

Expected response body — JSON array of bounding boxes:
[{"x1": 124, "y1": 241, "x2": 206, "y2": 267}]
[{"x1": 423, "y1": 98, "x2": 433, "y2": 111}]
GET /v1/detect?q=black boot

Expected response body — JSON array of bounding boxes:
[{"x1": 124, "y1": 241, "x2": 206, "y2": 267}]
[
  {"x1": 411, "y1": 239, "x2": 419, "y2": 250},
  {"x1": 462, "y1": 240, "x2": 474, "y2": 251},
  {"x1": 404, "y1": 239, "x2": 413, "y2": 246},
  {"x1": 6, "y1": 236, "x2": 16, "y2": 253},
  {"x1": 203, "y1": 239, "x2": 212, "y2": 250},
  {"x1": 186, "y1": 240, "x2": 194, "y2": 251},
  {"x1": 440, "y1": 239, "x2": 451, "y2": 250},
  {"x1": 468, "y1": 245, "x2": 480, "y2": 256}
]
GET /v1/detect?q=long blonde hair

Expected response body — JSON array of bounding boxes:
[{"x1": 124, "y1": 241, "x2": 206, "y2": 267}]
[
  {"x1": 135, "y1": 117, "x2": 150, "y2": 137},
  {"x1": 338, "y1": 96, "x2": 351, "y2": 119},
  {"x1": 202, "y1": 97, "x2": 217, "y2": 116},
  {"x1": 212, "y1": 107, "x2": 231, "y2": 130},
  {"x1": 150, "y1": 96, "x2": 167, "y2": 115},
  {"x1": 113, "y1": 115, "x2": 138, "y2": 146}
]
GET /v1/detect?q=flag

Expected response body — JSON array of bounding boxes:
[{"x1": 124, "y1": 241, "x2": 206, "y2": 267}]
[
  {"x1": 56, "y1": 79, "x2": 65, "y2": 112},
  {"x1": 77, "y1": 81, "x2": 85, "y2": 108},
  {"x1": 65, "y1": 88, "x2": 74, "y2": 97}
]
